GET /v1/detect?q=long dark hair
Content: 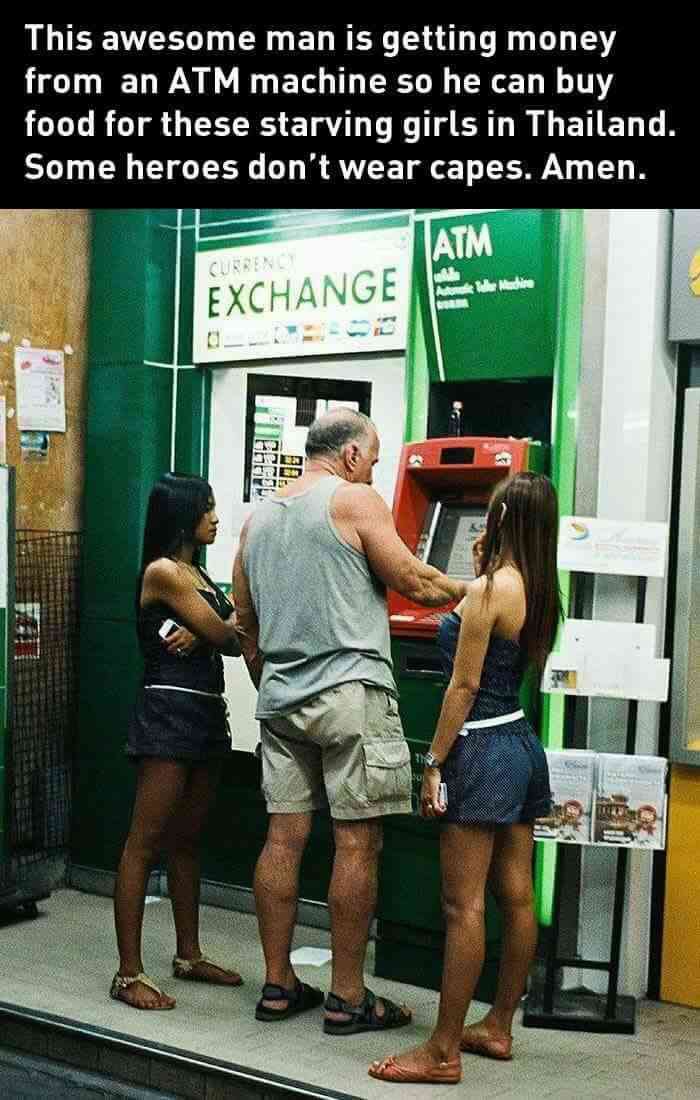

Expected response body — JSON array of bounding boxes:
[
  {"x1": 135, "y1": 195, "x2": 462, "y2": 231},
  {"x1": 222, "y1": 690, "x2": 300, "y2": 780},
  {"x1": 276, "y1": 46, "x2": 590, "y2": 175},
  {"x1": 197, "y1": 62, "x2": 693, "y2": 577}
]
[
  {"x1": 136, "y1": 473, "x2": 213, "y2": 604},
  {"x1": 479, "y1": 472, "x2": 563, "y2": 672}
]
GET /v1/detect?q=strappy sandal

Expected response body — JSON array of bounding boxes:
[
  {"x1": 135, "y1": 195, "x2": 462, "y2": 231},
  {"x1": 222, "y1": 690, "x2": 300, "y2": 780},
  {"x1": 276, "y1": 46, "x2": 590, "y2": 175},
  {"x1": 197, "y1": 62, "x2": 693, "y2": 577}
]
[
  {"x1": 255, "y1": 977, "x2": 324, "y2": 1021},
  {"x1": 368, "y1": 1054, "x2": 462, "y2": 1085},
  {"x1": 323, "y1": 987, "x2": 412, "y2": 1035},
  {"x1": 460, "y1": 1032, "x2": 513, "y2": 1060},
  {"x1": 109, "y1": 972, "x2": 175, "y2": 1010},
  {"x1": 172, "y1": 954, "x2": 243, "y2": 986}
]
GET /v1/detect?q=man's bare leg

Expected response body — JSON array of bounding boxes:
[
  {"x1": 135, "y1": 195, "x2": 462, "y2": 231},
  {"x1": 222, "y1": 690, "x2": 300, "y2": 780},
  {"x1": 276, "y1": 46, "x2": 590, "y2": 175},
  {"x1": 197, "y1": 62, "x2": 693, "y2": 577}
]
[
  {"x1": 325, "y1": 818, "x2": 410, "y2": 1025},
  {"x1": 253, "y1": 812, "x2": 312, "y2": 1010},
  {"x1": 327, "y1": 819, "x2": 380, "y2": 1004}
]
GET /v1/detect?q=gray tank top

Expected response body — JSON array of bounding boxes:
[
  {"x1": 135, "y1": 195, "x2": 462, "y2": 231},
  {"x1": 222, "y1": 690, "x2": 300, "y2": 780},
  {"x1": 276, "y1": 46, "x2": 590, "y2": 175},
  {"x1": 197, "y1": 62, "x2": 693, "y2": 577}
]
[{"x1": 244, "y1": 475, "x2": 397, "y2": 717}]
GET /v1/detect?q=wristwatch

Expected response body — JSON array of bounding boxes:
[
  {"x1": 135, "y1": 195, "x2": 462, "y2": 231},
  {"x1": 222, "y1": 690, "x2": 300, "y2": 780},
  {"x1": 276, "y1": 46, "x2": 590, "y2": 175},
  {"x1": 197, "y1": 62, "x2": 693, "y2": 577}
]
[{"x1": 424, "y1": 750, "x2": 442, "y2": 770}]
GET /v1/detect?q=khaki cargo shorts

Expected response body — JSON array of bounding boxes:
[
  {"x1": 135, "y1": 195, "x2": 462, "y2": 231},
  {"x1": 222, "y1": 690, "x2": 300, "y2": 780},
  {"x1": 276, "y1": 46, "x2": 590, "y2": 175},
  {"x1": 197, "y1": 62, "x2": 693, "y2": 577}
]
[{"x1": 260, "y1": 681, "x2": 413, "y2": 820}]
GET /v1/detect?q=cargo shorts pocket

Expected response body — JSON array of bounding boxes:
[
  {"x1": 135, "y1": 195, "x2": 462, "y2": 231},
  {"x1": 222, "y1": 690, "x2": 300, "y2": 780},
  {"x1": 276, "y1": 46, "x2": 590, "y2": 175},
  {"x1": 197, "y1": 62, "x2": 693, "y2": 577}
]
[{"x1": 363, "y1": 739, "x2": 411, "y2": 803}]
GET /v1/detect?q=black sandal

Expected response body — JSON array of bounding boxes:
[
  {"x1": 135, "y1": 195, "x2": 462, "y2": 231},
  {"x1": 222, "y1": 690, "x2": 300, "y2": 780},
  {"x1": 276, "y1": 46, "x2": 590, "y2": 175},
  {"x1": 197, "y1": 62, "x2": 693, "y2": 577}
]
[
  {"x1": 323, "y1": 987, "x2": 412, "y2": 1035},
  {"x1": 255, "y1": 978, "x2": 324, "y2": 1022}
]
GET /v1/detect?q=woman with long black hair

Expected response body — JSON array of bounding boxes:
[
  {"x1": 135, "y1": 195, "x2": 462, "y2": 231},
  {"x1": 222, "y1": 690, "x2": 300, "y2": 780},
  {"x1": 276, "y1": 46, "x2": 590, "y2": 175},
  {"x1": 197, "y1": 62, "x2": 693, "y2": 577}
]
[
  {"x1": 370, "y1": 472, "x2": 562, "y2": 1084},
  {"x1": 110, "y1": 473, "x2": 243, "y2": 1010}
]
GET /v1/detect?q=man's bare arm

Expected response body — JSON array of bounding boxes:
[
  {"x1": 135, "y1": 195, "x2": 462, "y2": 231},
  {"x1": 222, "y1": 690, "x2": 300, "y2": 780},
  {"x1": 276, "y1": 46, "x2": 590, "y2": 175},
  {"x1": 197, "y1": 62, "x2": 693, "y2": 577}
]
[
  {"x1": 232, "y1": 519, "x2": 263, "y2": 688},
  {"x1": 335, "y1": 485, "x2": 467, "y2": 607}
]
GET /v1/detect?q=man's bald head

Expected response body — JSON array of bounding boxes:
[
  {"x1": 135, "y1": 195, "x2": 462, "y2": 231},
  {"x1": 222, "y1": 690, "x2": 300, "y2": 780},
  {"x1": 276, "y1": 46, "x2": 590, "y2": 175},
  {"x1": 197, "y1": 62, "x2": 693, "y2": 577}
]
[{"x1": 305, "y1": 408, "x2": 377, "y2": 460}]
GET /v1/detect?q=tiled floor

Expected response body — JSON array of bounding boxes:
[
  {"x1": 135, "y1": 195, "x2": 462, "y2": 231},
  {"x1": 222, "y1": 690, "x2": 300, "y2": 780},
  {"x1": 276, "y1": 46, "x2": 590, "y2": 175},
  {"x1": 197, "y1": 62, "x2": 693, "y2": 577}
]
[{"x1": 0, "y1": 889, "x2": 698, "y2": 1099}]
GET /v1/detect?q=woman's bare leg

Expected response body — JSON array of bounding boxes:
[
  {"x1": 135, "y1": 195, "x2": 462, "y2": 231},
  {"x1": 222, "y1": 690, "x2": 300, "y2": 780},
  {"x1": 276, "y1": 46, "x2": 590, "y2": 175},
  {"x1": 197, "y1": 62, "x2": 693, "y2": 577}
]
[
  {"x1": 113, "y1": 759, "x2": 187, "y2": 1008},
  {"x1": 461, "y1": 823, "x2": 536, "y2": 1054},
  {"x1": 370, "y1": 823, "x2": 494, "y2": 1077},
  {"x1": 165, "y1": 763, "x2": 241, "y2": 983}
]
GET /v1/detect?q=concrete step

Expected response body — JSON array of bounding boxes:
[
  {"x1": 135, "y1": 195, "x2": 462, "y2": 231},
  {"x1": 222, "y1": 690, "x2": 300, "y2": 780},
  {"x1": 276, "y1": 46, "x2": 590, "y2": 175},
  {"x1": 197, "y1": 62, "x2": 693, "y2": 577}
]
[{"x1": 0, "y1": 1004, "x2": 357, "y2": 1100}]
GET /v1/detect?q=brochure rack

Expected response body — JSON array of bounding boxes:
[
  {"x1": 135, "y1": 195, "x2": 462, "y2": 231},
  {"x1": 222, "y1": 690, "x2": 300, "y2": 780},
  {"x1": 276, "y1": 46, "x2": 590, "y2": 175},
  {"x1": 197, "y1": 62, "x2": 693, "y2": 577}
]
[{"x1": 523, "y1": 571, "x2": 654, "y2": 1034}]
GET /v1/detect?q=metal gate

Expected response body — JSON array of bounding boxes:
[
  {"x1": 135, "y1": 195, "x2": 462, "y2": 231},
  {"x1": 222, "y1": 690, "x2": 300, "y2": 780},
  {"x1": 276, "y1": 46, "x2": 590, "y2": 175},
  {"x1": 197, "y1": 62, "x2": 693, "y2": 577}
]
[{"x1": 1, "y1": 529, "x2": 81, "y2": 908}]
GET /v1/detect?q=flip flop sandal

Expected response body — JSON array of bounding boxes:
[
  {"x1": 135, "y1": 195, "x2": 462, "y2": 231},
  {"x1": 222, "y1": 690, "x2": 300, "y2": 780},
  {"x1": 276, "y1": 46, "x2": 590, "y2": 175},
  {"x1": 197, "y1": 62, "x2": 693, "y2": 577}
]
[
  {"x1": 172, "y1": 954, "x2": 243, "y2": 986},
  {"x1": 255, "y1": 978, "x2": 325, "y2": 1022},
  {"x1": 368, "y1": 1055, "x2": 462, "y2": 1085},
  {"x1": 323, "y1": 987, "x2": 412, "y2": 1036},
  {"x1": 109, "y1": 972, "x2": 175, "y2": 1010}
]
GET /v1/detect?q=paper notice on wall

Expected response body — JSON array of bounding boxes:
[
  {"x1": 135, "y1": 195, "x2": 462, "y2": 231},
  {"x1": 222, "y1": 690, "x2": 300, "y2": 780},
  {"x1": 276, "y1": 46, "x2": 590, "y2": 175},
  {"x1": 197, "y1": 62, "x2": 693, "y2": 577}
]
[
  {"x1": 20, "y1": 431, "x2": 50, "y2": 463},
  {"x1": 14, "y1": 347, "x2": 66, "y2": 432},
  {"x1": 15, "y1": 602, "x2": 40, "y2": 659},
  {"x1": 558, "y1": 517, "x2": 669, "y2": 578}
]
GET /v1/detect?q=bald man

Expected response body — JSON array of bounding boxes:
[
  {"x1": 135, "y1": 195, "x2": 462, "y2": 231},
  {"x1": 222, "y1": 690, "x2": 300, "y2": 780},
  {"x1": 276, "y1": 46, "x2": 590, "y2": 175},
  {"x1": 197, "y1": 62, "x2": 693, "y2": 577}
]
[{"x1": 234, "y1": 409, "x2": 467, "y2": 1035}]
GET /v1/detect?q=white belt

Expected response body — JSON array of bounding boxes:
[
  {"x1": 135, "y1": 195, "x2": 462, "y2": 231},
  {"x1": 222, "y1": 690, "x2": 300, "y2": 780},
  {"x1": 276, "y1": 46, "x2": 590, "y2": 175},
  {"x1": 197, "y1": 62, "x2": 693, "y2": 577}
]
[
  {"x1": 460, "y1": 709, "x2": 524, "y2": 734},
  {"x1": 145, "y1": 685, "x2": 223, "y2": 700}
]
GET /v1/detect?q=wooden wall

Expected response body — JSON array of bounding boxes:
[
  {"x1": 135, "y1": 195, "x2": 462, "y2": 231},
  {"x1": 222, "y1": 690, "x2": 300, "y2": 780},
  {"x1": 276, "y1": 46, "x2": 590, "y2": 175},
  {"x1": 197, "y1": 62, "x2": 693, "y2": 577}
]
[{"x1": 0, "y1": 210, "x2": 91, "y2": 531}]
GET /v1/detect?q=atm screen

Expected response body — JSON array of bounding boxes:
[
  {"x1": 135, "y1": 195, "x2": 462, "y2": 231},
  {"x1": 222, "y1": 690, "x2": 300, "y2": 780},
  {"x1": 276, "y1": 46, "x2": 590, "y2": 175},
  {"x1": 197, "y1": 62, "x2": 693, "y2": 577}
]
[{"x1": 427, "y1": 505, "x2": 488, "y2": 582}]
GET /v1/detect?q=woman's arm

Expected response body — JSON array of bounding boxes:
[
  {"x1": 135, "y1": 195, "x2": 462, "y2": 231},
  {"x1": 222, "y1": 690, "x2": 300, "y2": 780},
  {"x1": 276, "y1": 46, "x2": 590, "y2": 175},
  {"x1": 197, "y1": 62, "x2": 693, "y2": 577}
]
[
  {"x1": 141, "y1": 559, "x2": 239, "y2": 649},
  {"x1": 163, "y1": 615, "x2": 242, "y2": 658},
  {"x1": 421, "y1": 577, "x2": 497, "y2": 816}
]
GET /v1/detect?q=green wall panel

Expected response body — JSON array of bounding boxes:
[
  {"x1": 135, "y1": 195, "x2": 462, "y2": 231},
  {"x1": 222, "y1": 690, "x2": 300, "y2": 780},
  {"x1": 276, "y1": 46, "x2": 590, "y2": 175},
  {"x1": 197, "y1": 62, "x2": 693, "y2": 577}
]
[
  {"x1": 89, "y1": 213, "x2": 150, "y2": 365},
  {"x1": 202, "y1": 751, "x2": 333, "y2": 898},
  {"x1": 90, "y1": 211, "x2": 179, "y2": 367},
  {"x1": 81, "y1": 364, "x2": 172, "y2": 622},
  {"x1": 404, "y1": 283, "x2": 431, "y2": 443},
  {"x1": 173, "y1": 369, "x2": 211, "y2": 476},
  {"x1": 177, "y1": 224, "x2": 196, "y2": 366},
  {"x1": 72, "y1": 620, "x2": 143, "y2": 870},
  {"x1": 145, "y1": 216, "x2": 177, "y2": 365}
]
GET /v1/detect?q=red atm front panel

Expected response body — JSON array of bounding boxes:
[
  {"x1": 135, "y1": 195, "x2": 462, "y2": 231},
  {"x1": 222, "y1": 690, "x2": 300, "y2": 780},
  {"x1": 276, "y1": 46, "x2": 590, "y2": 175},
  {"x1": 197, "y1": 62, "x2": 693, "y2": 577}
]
[{"x1": 388, "y1": 437, "x2": 531, "y2": 638}]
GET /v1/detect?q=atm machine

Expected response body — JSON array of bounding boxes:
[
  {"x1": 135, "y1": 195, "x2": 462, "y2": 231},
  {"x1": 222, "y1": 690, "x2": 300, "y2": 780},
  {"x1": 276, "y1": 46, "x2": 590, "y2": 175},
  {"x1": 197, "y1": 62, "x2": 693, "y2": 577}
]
[{"x1": 375, "y1": 437, "x2": 545, "y2": 999}]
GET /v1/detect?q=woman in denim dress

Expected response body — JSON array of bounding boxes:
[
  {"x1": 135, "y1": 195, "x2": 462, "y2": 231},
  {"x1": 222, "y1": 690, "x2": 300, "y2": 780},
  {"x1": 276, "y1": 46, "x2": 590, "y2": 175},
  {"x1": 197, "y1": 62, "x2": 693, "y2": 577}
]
[{"x1": 371, "y1": 472, "x2": 562, "y2": 1085}]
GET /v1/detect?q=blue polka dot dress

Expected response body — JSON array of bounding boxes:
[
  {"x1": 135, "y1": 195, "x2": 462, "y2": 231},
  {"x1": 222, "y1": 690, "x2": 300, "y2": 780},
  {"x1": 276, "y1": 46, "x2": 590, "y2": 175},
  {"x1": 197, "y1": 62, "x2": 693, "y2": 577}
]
[{"x1": 436, "y1": 611, "x2": 552, "y2": 826}]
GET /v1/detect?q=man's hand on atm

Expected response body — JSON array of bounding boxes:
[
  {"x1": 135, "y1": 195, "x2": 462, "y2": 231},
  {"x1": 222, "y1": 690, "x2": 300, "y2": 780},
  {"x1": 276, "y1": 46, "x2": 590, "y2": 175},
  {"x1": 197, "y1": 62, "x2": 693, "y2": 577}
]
[{"x1": 338, "y1": 484, "x2": 466, "y2": 608}]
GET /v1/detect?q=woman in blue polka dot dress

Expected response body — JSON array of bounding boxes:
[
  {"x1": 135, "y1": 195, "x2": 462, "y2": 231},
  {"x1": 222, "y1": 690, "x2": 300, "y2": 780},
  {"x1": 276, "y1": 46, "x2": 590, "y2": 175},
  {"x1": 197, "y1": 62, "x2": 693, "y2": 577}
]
[{"x1": 370, "y1": 473, "x2": 561, "y2": 1086}]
